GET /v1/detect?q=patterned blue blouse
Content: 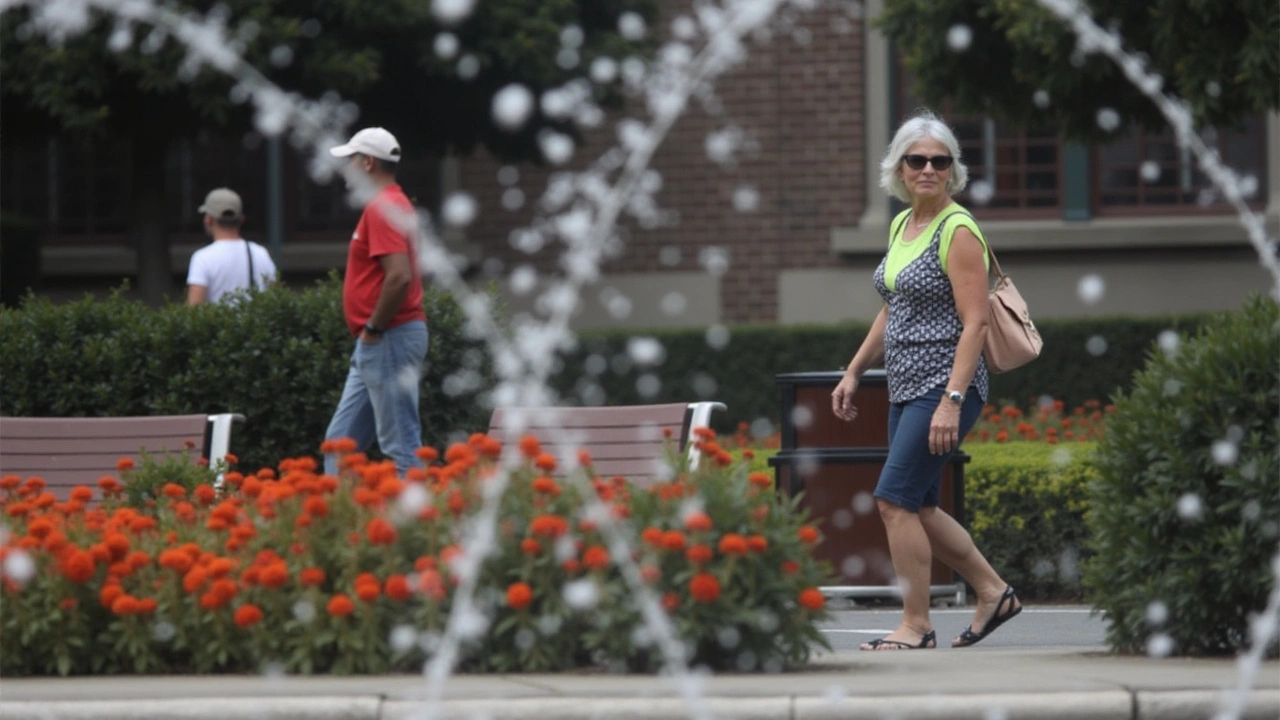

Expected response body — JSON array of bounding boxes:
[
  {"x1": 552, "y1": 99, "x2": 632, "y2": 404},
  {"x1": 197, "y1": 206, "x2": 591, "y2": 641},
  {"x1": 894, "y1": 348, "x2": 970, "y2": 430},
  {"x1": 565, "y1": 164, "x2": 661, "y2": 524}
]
[{"x1": 873, "y1": 208, "x2": 990, "y2": 404}]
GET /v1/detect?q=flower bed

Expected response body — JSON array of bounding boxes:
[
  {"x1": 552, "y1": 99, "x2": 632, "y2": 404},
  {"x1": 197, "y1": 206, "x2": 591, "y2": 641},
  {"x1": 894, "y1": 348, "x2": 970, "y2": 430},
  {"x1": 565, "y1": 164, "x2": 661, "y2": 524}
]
[
  {"x1": 967, "y1": 398, "x2": 1113, "y2": 444},
  {"x1": 0, "y1": 431, "x2": 833, "y2": 676}
]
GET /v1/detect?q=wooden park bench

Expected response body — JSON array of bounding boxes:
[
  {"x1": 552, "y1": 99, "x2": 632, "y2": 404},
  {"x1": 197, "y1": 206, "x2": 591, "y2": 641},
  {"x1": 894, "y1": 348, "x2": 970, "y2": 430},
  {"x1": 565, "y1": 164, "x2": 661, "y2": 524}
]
[
  {"x1": 0, "y1": 413, "x2": 243, "y2": 500},
  {"x1": 488, "y1": 402, "x2": 726, "y2": 485}
]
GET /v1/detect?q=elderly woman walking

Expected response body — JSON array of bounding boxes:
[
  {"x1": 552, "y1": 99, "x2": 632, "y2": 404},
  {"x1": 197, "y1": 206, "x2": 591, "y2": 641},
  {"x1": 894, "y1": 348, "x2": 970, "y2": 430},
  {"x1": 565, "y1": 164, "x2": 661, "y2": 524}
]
[{"x1": 831, "y1": 110, "x2": 1021, "y2": 650}]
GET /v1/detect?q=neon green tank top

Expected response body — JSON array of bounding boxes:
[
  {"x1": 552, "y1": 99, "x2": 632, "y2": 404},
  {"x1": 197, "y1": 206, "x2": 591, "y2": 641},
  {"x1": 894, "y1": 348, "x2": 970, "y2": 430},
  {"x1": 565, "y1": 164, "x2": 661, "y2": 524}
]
[{"x1": 882, "y1": 205, "x2": 989, "y2": 292}]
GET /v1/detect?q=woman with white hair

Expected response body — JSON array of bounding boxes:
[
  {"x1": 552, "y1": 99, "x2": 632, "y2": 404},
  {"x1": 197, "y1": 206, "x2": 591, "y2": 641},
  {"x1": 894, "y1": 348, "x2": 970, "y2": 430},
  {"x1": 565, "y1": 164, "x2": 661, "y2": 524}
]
[{"x1": 831, "y1": 110, "x2": 1021, "y2": 650}]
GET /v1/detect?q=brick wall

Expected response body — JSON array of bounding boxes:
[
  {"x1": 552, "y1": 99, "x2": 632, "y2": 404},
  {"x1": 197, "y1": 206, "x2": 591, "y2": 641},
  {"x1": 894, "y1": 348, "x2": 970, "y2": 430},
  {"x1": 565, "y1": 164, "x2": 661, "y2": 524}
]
[{"x1": 459, "y1": 1, "x2": 867, "y2": 323}]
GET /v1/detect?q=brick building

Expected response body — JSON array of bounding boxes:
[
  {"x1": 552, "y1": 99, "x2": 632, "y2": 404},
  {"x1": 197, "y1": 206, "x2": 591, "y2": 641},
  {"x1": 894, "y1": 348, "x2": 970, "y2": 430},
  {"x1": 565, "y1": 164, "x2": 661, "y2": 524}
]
[{"x1": 5, "y1": 0, "x2": 1277, "y2": 325}]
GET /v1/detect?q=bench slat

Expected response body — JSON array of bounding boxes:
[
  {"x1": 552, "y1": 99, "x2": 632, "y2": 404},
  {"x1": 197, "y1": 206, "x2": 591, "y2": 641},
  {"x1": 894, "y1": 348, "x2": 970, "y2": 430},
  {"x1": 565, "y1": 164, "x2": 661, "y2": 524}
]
[
  {"x1": 2, "y1": 436, "x2": 204, "y2": 455},
  {"x1": 489, "y1": 404, "x2": 690, "y2": 430},
  {"x1": 0, "y1": 416, "x2": 208, "y2": 440}
]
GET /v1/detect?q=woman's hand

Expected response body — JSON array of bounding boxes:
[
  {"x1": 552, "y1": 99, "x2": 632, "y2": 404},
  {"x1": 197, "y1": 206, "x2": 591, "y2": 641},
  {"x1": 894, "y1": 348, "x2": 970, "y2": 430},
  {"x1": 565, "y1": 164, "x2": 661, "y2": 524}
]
[
  {"x1": 831, "y1": 374, "x2": 860, "y2": 422},
  {"x1": 929, "y1": 401, "x2": 961, "y2": 455}
]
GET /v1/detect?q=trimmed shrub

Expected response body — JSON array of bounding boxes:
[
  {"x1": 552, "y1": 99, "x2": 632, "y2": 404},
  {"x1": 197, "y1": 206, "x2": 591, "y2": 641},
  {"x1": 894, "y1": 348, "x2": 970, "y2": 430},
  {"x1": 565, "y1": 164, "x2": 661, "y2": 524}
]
[
  {"x1": 554, "y1": 314, "x2": 1210, "y2": 433},
  {"x1": 964, "y1": 442, "x2": 1098, "y2": 600},
  {"x1": 1083, "y1": 295, "x2": 1280, "y2": 656},
  {"x1": 0, "y1": 278, "x2": 493, "y2": 472}
]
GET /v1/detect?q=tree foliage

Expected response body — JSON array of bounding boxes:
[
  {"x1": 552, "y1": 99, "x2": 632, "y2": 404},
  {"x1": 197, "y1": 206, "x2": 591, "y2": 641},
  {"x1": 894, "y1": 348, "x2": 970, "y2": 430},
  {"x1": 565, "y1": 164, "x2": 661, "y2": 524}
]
[{"x1": 879, "y1": 0, "x2": 1279, "y2": 139}]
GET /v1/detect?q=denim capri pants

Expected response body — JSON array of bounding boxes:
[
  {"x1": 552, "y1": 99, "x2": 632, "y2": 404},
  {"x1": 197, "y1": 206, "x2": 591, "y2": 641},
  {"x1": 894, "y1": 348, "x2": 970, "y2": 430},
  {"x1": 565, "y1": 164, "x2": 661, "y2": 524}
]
[{"x1": 873, "y1": 385, "x2": 985, "y2": 513}]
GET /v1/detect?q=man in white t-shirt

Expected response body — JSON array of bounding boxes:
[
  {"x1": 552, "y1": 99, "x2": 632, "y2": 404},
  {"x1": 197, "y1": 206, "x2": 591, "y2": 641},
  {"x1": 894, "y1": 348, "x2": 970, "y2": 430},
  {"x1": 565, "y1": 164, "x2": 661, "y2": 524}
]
[{"x1": 186, "y1": 187, "x2": 278, "y2": 305}]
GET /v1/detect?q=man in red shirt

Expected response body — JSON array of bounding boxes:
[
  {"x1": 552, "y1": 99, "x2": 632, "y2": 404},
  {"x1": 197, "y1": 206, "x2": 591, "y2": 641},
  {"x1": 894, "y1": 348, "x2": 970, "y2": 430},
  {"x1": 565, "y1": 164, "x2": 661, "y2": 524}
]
[{"x1": 322, "y1": 127, "x2": 429, "y2": 476}]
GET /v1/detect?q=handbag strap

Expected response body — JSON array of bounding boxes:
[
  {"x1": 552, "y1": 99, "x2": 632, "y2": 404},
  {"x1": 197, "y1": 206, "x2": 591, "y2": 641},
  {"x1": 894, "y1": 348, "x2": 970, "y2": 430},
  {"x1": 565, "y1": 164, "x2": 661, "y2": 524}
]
[
  {"x1": 939, "y1": 210, "x2": 1006, "y2": 280},
  {"x1": 245, "y1": 240, "x2": 255, "y2": 290}
]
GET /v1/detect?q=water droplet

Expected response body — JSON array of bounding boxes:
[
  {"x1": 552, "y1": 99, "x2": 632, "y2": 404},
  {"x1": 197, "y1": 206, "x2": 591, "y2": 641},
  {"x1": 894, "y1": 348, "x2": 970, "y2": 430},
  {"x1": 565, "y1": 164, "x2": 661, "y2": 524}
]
[
  {"x1": 732, "y1": 185, "x2": 759, "y2": 212},
  {"x1": 590, "y1": 57, "x2": 618, "y2": 84},
  {"x1": 1146, "y1": 600, "x2": 1169, "y2": 626},
  {"x1": 492, "y1": 84, "x2": 534, "y2": 131},
  {"x1": 556, "y1": 48, "x2": 579, "y2": 70},
  {"x1": 390, "y1": 624, "x2": 417, "y2": 653},
  {"x1": 791, "y1": 405, "x2": 814, "y2": 429},
  {"x1": 2, "y1": 550, "x2": 34, "y2": 584},
  {"x1": 432, "y1": 0, "x2": 476, "y2": 25},
  {"x1": 984, "y1": 707, "x2": 1011, "y2": 720},
  {"x1": 627, "y1": 336, "x2": 666, "y2": 366},
  {"x1": 700, "y1": 247, "x2": 730, "y2": 276},
  {"x1": 1157, "y1": 330, "x2": 1180, "y2": 355},
  {"x1": 832, "y1": 509, "x2": 853, "y2": 529},
  {"x1": 453, "y1": 605, "x2": 489, "y2": 639},
  {"x1": 705, "y1": 324, "x2": 731, "y2": 349},
  {"x1": 671, "y1": 15, "x2": 698, "y2": 40},
  {"x1": 968, "y1": 179, "x2": 994, "y2": 205},
  {"x1": 735, "y1": 650, "x2": 759, "y2": 672},
  {"x1": 442, "y1": 192, "x2": 478, "y2": 227},
  {"x1": 636, "y1": 374, "x2": 661, "y2": 398},
  {"x1": 1205, "y1": 81, "x2": 1222, "y2": 97},
  {"x1": 1139, "y1": 161, "x2": 1161, "y2": 182},
  {"x1": 692, "y1": 372, "x2": 718, "y2": 398},
  {"x1": 618, "y1": 12, "x2": 647, "y2": 40},
  {"x1": 560, "y1": 24, "x2": 584, "y2": 49},
  {"x1": 946, "y1": 24, "x2": 973, "y2": 52},
  {"x1": 1239, "y1": 174, "x2": 1259, "y2": 198},
  {"x1": 152, "y1": 621, "x2": 176, "y2": 642},
  {"x1": 497, "y1": 166, "x2": 519, "y2": 186},
  {"x1": 434, "y1": 32, "x2": 459, "y2": 60},
  {"x1": 563, "y1": 579, "x2": 598, "y2": 609},
  {"x1": 1146, "y1": 632, "x2": 1175, "y2": 658},
  {"x1": 292, "y1": 600, "x2": 316, "y2": 623},
  {"x1": 1051, "y1": 448, "x2": 1072, "y2": 468},
  {"x1": 716, "y1": 626, "x2": 741, "y2": 649},
  {"x1": 1085, "y1": 335, "x2": 1109, "y2": 356},
  {"x1": 1177, "y1": 493, "x2": 1203, "y2": 520},
  {"x1": 1077, "y1": 274, "x2": 1106, "y2": 304},
  {"x1": 841, "y1": 555, "x2": 866, "y2": 577},
  {"x1": 537, "y1": 614, "x2": 563, "y2": 636},
  {"x1": 661, "y1": 292, "x2": 688, "y2": 316},
  {"x1": 751, "y1": 417, "x2": 774, "y2": 439},
  {"x1": 456, "y1": 54, "x2": 480, "y2": 80},
  {"x1": 269, "y1": 45, "x2": 293, "y2": 68},
  {"x1": 1243, "y1": 501, "x2": 1261, "y2": 521},
  {"x1": 514, "y1": 627, "x2": 537, "y2": 651},
  {"x1": 538, "y1": 131, "x2": 574, "y2": 165},
  {"x1": 1211, "y1": 440, "x2": 1238, "y2": 466},
  {"x1": 501, "y1": 188, "x2": 525, "y2": 211},
  {"x1": 852, "y1": 492, "x2": 875, "y2": 515},
  {"x1": 1096, "y1": 108, "x2": 1121, "y2": 132},
  {"x1": 396, "y1": 482, "x2": 429, "y2": 519},
  {"x1": 1162, "y1": 379, "x2": 1182, "y2": 396},
  {"x1": 659, "y1": 246, "x2": 682, "y2": 266},
  {"x1": 1032, "y1": 90, "x2": 1051, "y2": 108},
  {"x1": 301, "y1": 19, "x2": 322, "y2": 38}
]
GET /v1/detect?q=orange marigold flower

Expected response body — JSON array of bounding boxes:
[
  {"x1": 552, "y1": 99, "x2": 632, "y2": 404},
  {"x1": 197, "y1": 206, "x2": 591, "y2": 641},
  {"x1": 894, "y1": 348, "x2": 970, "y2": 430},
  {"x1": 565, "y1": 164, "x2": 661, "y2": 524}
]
[
  {"x1": 506, "y1": 581, "x2": 533, "y2": 610},
  {"x1": 234, "y1": 603, "x2": 263, "y2": 628},
  {"x1": 717, "y1": 533, "x2": 749, "y2": 556},
  {"x1": 797, "y1": 526, "x2": 820, "y2": 544},
  {"x1": 415, "y1": 446, "x2": 440, "y2": 462},
  {"x1": 183, "y1": 567, "x2": 209, "y2": 594},
  {"x1": 748, "y1": 472, "x2": 772, "y2": 489},
  {"x1": 324, "y1": 593, "x2": 353, "y2": 617},
  {"x1": 529, "y1": 514, "x2": 569, "y2": 538},
  {"x1": 0, "y1": 474, "x2": 20, "y2": 490},
  {"x1": 26, "y1": 517, "x2": 55, "y2": 540},
  {"x1": 685, "y1": 544, "x2": 713, "y2": 565},
  {"x1": 446, "y1": 489, "x2": 466, "y2": 514},
  {"x1": 531, "y1": 476, "x2": 560, "y2": 496},
  {"x1": 100, "y1": 583, "x2": 124, "y2": 609},
  {"x1": 995, "y1": 430, "x2": 1010, "y2": 443},
  {"x1": 689, "y1": 572, "x2": 721, "y2": 603},
  {"x1": 111, "y1": 594, "x2": 140, "y2": 616},
  {"x1": 385, "y1": 574, "x2": 412, "y2": 601},
  {"x1": 116, "y1": 458, "x2": 135, "y2": 472},
  {"x1": 683, "y1": 512, "x2": 713, "y2": 533},
  {"x1": 258, "y1": 562, "x2": 289, "y2": 590},
  {"x1": 304, "y1": 496, "x2": 329, "y2": 517},
  {"x1": 161, "y1": 483, "x2": 186, "y2": 499},
  {"x1": 136, "y1": 597, "x2": 158, "y2": 615},
  {"x1": 58, "y1": 549, "x2": 96, "y2": 584},
  {"x1": 300, "y1": 567, "x2": 326, "y2": 587},
  {"x1": 661, "y1": 530, "x2": 686, "y2": 552},
  {"x1": 417, "y1": 569, "x2": 445, "y2": 601},
  {"x1": 355, "y1": 579, "x2": 380, "y2": 602},
  {"x1": 520, "y1": 538, "x2": 542, "y2": 556},
  {"x1": 641, "y1": 527, "x2": 664, "y2": 547},
  {"x1": 193, "y1": 484, "x2": 216, "y2": 505},
  {"x1": 692, "y1": 427, "x2": 716, "y2": 440},
  {"x1": 34, "y1": 492, "x2": 56, "y2": 509},
  {"x1": 577, "y1": 449, "x2": 593, "y2": 467},
  {"x1": 640, "y1": 564, "x2": 660, "y2": 584},
  {"x1": 798, "y1": 587, "x2": 825, "y2": 610},
  {"x1": 59, "y1": 598, "x2": 77, "y2": 611},
  {"x1": 366, "y1": 517, "x2": 398, "y2": 545},
  {"x1": 662, "y1": 591, "x2": 680, "y2": 611},
  {"x1": 104, "y1": 532, "x2": 130, "y2": 561},
  {"x1": 533, "y1": 453, "x2": 557, "y2": 472},
  {"x1": 582, "y1": 545, "x2": 610, "y2": 571},
  {"x1": 126, "y1": 550, "x2": 150, "y2": 571},
  {"x1": 747, "y1": 535, "x2": 769, "y2": 554},
  {"x1": 518, "y1": 435, "x2": 542, "y2": 459},
  {"x1": 207, "y1": 557, "x2": 234, "y2": 579},
  {"x1": 69, "y1": 486, "x2": 94, "y2": 503},
  {"x1": 781, "y1": 560, "x2": 800, "y2": 575}
]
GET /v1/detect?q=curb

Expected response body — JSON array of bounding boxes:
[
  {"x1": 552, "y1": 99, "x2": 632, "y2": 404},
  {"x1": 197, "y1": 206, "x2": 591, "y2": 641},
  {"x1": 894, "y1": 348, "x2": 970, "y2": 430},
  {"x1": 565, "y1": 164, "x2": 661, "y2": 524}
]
[{"x1": 2, "y1": 689, "x2": 1278, "y2": 720}]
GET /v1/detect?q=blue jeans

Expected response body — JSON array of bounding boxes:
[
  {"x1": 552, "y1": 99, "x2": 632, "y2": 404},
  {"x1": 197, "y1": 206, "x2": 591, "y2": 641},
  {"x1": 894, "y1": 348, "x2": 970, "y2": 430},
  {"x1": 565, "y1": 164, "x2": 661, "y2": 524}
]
[
  {"x1": 323, "y1": 321, "x2": 429, "y2": 476},
  {"x1": 874, "y1": 385, "x2": 984, "y2": 513}
]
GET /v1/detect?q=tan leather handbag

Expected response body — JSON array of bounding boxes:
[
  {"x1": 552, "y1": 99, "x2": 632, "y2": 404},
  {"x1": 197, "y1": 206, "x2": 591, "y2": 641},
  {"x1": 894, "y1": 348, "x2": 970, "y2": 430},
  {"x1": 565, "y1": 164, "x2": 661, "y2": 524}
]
[{"x1": 984, "y1": 249, "x2": 1042, "y2": 373}]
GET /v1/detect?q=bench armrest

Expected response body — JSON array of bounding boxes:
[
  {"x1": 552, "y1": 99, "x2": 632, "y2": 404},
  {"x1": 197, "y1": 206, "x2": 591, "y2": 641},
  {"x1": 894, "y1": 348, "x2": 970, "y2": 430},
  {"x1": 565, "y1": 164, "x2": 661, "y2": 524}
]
[
  {"x1": 685, "y1": 401, "x2": 727, "y2": 471},
  {"x1": 208, "y1": 413, "x2": 246, "y2": 489}
]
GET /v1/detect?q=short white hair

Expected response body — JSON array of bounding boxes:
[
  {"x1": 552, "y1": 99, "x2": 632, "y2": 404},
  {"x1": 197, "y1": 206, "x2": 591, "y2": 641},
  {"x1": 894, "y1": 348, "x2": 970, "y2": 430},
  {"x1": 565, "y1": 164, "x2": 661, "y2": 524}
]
[{"x1": 879, "y1": 109, "x2": 969, "y2": 202}]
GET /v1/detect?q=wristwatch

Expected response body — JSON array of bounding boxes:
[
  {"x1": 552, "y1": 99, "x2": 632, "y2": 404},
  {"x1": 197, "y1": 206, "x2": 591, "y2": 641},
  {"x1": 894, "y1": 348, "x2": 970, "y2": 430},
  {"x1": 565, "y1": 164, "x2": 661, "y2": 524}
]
[
  {"x1": 363, "y1": 322, "x2": 385, "y2": 336},
  {"x1": 946, "y1": 390, "x2": 965, "y2": 406}
]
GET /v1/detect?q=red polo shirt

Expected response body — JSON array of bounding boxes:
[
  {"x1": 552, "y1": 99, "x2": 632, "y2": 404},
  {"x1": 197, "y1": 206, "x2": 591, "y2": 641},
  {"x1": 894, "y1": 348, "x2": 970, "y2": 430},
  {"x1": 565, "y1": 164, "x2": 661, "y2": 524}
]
[{"x1": 342, "y1": 184, "x2": 426, "y2": 336}]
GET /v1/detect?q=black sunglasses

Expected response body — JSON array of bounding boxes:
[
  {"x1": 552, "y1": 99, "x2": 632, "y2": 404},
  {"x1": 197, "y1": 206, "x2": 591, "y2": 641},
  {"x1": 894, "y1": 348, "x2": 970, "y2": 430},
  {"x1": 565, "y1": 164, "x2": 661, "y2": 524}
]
[{"x1": 902, "y1": 154, "x2": 954, "y2": 171}]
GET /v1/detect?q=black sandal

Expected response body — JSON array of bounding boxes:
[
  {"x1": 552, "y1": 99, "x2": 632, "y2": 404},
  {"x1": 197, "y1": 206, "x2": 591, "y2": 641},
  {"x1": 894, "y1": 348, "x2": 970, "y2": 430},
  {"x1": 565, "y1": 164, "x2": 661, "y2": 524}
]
[
  {"x1": 952, "y1": 586, "x2": 1022, "y2": 648},
  {"x1": 862, "y1": 629, "x2": 937, "y2": 651}
]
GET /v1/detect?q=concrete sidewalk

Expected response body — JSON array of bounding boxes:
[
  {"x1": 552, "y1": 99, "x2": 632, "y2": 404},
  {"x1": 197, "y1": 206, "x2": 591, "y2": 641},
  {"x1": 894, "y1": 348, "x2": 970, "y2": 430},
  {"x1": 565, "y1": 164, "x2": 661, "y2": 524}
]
[{"x1": 2, "y1": 646, "x2": 1277, "y2": 719}]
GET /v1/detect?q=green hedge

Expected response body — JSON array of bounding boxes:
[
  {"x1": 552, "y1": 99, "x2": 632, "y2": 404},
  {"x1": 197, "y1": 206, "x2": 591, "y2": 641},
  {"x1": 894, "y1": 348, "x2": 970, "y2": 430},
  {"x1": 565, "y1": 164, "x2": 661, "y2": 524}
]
[
  {"x1": 964, "y1": 442, "x2": 1097, "y2": 600},
  {"x1": 0, "y1": 278, "x2": 493, "y2": 472},
  {"x1": 553, "y1": 314, "x2": 1210, "y2": 432}
]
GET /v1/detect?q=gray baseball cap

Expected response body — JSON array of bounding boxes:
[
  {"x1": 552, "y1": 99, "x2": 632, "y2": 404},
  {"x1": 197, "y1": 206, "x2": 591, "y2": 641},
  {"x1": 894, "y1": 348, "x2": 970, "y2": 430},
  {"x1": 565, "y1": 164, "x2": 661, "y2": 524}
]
[{"x1": 198, "y1": 188, "x2": 243, "y2": 220}]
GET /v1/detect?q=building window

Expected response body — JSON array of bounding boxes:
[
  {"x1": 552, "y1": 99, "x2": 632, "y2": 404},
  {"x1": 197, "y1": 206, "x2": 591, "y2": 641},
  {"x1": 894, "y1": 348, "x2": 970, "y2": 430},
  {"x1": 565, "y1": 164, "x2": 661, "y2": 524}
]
[
  {"x1": 895, "y1": 62, "x2": 1064, "y2": 218},
  {"x1": 1093, "y1": 115, "x2": 1268, "y2": 215}
]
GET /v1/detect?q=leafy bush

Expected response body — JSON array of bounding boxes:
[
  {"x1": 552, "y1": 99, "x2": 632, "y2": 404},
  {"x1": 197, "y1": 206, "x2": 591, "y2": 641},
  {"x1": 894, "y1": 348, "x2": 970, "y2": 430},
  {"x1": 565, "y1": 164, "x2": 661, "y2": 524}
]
[
  {"x1": 0, "y1": 432, "x2": 833, "y2": 675},
  {"x1": 964, "y1": 442, "x2": 1098, "y2": 600},
  {"x1": 554, "y1": 314, "x2": 1210, "y2": 434},
  {"x1": 1083, "y1": 295, "x2": 1280, "y2": 656},
  {"x1": 0, "y1": 278, "x2": 493, "y2": 472}
]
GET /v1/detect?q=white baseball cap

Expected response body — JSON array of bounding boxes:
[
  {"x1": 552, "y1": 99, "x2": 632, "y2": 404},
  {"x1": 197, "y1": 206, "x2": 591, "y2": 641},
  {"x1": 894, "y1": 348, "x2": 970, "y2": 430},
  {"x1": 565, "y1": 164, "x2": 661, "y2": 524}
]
[
  {"x1": 198, "y1": 187, "x2": 243, "y2": 220},
  {"x1": 329, "y1": 127, "x2": 402, "y2": 163}
]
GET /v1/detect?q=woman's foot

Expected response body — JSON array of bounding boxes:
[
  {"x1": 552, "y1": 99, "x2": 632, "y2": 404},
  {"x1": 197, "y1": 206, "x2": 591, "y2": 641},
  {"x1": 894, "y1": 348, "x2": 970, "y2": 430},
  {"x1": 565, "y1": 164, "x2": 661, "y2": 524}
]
[
  {"x1": 861, "y1": 625, "x2": 937, "y2": 651},
  {"x1": 952, "y1": 585, "x2": 1022, "y2": 647}
]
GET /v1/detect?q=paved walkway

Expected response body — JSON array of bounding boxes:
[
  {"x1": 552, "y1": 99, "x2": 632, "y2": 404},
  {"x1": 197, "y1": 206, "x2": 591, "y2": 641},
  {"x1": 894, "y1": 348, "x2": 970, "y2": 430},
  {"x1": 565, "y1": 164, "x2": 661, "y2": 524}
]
[{"x1": 2, "y1": 646, "x2": 1277, "y2": 719}]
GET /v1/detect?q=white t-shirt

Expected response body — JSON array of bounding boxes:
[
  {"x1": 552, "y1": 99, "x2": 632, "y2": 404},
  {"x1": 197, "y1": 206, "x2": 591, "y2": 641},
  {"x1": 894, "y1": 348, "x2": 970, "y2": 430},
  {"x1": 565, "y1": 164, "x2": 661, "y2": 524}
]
[{"x1": 186, "y1": 239, "x2": 278, "y2": 304}]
